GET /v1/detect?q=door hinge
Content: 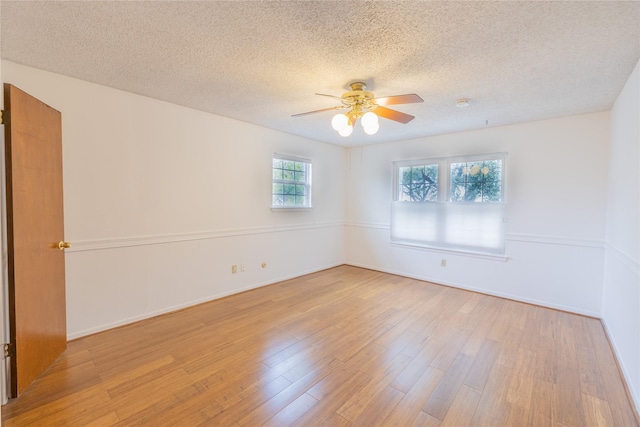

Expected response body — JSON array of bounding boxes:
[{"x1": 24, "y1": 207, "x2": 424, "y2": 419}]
[
  {"x1": 3, "y1": 342, "x2": 15, "y2": 358},
  {"x1": 0, "y1": 109, "x2": 8, "y2": 125}
]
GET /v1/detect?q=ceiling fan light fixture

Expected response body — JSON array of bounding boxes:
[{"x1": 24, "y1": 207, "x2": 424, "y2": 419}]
[
  {"x1": 338, "y1": 124, "x2": 353, "y2": 137},
  {"x1": 293, "y1": 81, "x2": 423, "y2": 138},
  {"x1": 331, "y1": 113, "x2": 348, "y2": 131}
]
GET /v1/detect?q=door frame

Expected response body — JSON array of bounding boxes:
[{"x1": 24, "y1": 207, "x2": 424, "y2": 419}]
[{"x1": 0, "y1": 69, "x2": 7, "y2": 406}]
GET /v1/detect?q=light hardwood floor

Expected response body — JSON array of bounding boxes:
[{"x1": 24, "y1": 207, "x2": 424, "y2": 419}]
[{"x1": 3, "y1": 265, "x2": 638, "y2": 426}]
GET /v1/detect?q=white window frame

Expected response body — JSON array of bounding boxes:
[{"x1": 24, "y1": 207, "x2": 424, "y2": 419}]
[
  {"x1": 271, "y1": 153, "x2": 312, "y2": 210},
  {"x1": 392, "y1": 152, "x2": 507, "y2": 257}
]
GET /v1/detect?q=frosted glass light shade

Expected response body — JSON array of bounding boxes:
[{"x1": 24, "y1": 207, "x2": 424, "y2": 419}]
[
  {"x1": 361, "y1": 111, "x2": 379, "y2": 135},
  {"x1": 363, "y1": 121, "x2": 379, "y2": 135},
  {"x1": 338, "y1": 125, "x2": 353, "y2": 137},
  {"x1": 331, "y1": 114, "x2": 348, "y2": 131},
  {"x1": 361, "y1": 111, "x2": 378, "y2": 127}
]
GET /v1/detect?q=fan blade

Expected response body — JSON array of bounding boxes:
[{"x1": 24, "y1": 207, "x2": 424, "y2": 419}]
[
  {"x1": 373, "y1": 106, "x2": 415, "y2": 124},
  {"x1": 315, "y1": 93, "x2": 344, "y2": 100},
  {"x1": 291, "y1": 106, "x2": 346, "y2": 117},
  {"x1": 372, "y1": 93, "x2": 423, "y2": 106}
]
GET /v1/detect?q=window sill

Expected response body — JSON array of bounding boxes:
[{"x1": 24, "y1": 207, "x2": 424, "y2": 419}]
[
  {"x1": 270, "y1": 206, "x2": 313, "y2": 212},
  {"x1": 389, "y1": 241, "x2": 509, "y2": 261}
]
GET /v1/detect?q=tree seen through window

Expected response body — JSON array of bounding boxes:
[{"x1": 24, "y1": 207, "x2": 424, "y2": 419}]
[
  {"x1": 398, "y1": 164, "x2": 438, "y2": 202},
  {"x1": 450, "y1": 159, "x2": 502, "y2": 202}
]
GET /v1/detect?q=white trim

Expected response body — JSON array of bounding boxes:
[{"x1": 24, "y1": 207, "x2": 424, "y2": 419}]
[
  {"x1": 507, "y1": 233, "x2": 605, "y2": 249},
  {"x1": 344, "y1": 220, "x2": 389, "y2": 230},
  {"x1": 345, "y1": 261, "x2": 601, "y2": 318},
  {"x1": 345, "y1": 220, "x2": 606, "y2": 250},
  {"x1": 67, "y1": 221, "x2": 344, "y2": 252},
  {"x1": 273, "y1": 152, "x2": 312, "y2": 164},
  {"x1": 270, "y1": 207, "x2": 313, "y2": 212},
  {"x1": 605, "y1": 242, "x2": 640, "y2": 277},
  {"x1": 392, "y1": 152, "x2": 508, "y2": 167},
  {"x1": 67, "y1": 261, "x2": 343, "y2": 340},
  {"x1": 601, "y1": 318, "x2": 640, "y2": 415},
  {"x1": 389, "y1": 241, "x2": 509, "y2": 261}
]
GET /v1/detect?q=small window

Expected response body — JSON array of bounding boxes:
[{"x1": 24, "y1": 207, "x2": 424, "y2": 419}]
[{"x1": 272, "y1": 154, "x2": 312, "y2": 208}]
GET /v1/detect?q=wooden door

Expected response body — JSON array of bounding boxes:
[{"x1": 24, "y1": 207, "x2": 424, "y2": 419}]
[{"x1": 3, "y1": 84, "x2": 67, "y2": 397}]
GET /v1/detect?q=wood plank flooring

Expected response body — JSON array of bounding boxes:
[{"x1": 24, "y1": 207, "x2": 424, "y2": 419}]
[{"x1": 3, "y1": 265, "x2": 638, "y2": 426}]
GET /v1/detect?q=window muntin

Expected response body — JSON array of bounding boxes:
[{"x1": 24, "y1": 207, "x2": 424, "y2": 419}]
[{"x1": 272, "y1": 155, "x2": 312, "y2": 208}]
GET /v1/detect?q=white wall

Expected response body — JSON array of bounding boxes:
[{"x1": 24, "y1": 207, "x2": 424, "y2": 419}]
[
  {"x1": 2, "y1": 61, "x2": 346, "y2": 338},
  {"x1": 345, "y1": 112, "x2": 610, "y2": 316},
  {"x1": 603, "y1": 58, "x2": 640, "y2": 410}
]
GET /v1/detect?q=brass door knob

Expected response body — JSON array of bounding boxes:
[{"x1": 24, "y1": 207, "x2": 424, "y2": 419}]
[{"x1": 57, "y1": 241, "x2": 71, "y2": 250}]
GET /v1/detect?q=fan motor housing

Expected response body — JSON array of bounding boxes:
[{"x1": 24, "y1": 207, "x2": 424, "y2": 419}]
[{"x1": 341, "y1": 82, "x2": 375, "y2": 108}]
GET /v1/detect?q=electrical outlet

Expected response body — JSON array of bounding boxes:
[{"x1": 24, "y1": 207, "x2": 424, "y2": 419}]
[
  {"x1": 240, "y1": 263, "x2": 246, "y2": 272},
  {"x1": 441, "y1": 259, "x2": 447, "y2": 267},
  {"x1": 231, "y1": 265, "x2": 237, "y2": 274}
]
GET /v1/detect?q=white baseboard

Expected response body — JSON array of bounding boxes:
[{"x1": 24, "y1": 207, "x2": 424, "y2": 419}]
[
  {"x1": 344, "y1": 261, "x2": 601, "y2": 318},
  {"x1": 600, "y1": 318, "x2": 640, "y2": 421},
  {"x1": 67, "y1": 262, "x2": 344, "y2": 340}
]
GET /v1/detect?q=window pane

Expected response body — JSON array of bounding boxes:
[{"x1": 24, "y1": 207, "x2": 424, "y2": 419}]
[
  {"x1": 483, "y1": 186, "x2": 501, "y2": 202},
  {"x1": 450, "y1": 162, "x2": 466, "y2": 183},
  {"x1": 400, "y1": 167, "x2": 411, "y2": 183},
  {"x1": 283, "y1": 161, "x2": 295, "y2": 171},
  {"x1": 295, "y1": 184, "x2": 306, "y2": 196},
  {"x1": 282, "y1": 170, "x2": 293, "y2": 181},
  {"x1": 450, "y1": 159, "x2": 503, "y2": 203},
  {"x1": 399, "y1": 184, "x2": 412, "y2": 201},
  {"x1": 411, "y1": 166, "x2": 424, "y2": 183},
  {"x1": 284, "y1": 184, "x2": 295, "y2": 195},
  {"x1": 294, "y1": 171, "x2": 306, "y2": 182},
  {"x1": 272, "y1": 195, "x2": 283, "y2": 205},
  {"x1": 470, "y1": 164, "x2": 485, "y2": 183},
  {"x1": 451, "y1": 184, "x2": 465, "y2": 202},
  {"x1": 284, "y1": 195, "x2": 295, "y2": 205},
  {"x1": 272, "y1": 183, "x2": 283, "y2": 194},
  {"x1": 272, "y1": 169, "x2": 283, "y2": 180},
  {"x1": 483, "y1": 160, "x2": 501, "y2": 180},
  {"x1": 273, "y1": 159, "x2": 282, "y2": 169},
  {"x1": 465, "y1": 182, "x2": 483, "y2": 202},
  {"x1": 398, "y1": 164, "x2": 438, "y2": 202}
]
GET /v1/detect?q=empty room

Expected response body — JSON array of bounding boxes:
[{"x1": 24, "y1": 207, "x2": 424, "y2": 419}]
[{"x1": 0, "y1": 1, "x2": 639, "y2": 426}]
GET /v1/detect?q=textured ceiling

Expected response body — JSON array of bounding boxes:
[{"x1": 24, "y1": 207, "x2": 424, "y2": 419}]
[{"x1": 2, "y1": 1, "x2": 639, "y2": 146}]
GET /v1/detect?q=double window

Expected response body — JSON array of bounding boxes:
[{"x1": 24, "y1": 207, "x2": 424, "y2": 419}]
[
  {"x1": 272, "y1": 154, "x2": 312, "y2": 208},
  {"x1": 392, "y1": 153, "x2": 506, "y2": 255}
]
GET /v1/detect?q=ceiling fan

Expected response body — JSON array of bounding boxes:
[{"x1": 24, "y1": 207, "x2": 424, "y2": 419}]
[{"x1": 292, "y1": 82, "x2": 423, "y2": 137}]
